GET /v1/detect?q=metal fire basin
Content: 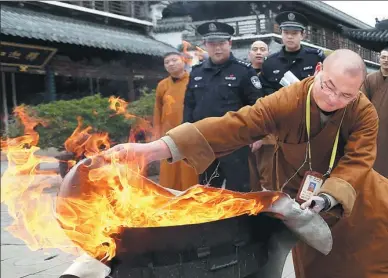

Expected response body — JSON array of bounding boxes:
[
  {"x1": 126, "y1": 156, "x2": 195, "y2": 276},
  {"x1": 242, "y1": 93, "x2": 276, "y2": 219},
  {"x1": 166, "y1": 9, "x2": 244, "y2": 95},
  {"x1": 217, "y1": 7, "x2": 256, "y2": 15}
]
[
  {"x1": 57, "y1": 158, "x2": 322, "y2": 278},
  {"x1": 108, "y1": 213, "x2": 289, "y2": 278}
]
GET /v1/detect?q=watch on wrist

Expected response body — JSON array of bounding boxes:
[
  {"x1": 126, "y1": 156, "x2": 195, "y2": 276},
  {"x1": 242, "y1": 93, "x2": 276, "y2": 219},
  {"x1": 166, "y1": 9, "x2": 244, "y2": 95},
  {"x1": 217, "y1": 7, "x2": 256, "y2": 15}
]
[{"x1": 318, "y1": 194, "x2": 331, "y2": 211}]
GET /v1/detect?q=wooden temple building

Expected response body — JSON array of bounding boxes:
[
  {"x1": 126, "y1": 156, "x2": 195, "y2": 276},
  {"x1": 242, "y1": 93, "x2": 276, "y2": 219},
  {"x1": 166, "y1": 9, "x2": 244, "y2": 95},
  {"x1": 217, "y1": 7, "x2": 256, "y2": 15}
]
[
  {"x1": 339, "y1": 18, "x2": 388, "y2": 53},
  {"x1": 153, "y1": 1, "x2": 381, "y2": 72},
  {"x1": 1, "y1": 1, "x2": 385, "y2": 133},
  {"x1": 0, "y1": 1, "x2": 176, "y2": 117}
]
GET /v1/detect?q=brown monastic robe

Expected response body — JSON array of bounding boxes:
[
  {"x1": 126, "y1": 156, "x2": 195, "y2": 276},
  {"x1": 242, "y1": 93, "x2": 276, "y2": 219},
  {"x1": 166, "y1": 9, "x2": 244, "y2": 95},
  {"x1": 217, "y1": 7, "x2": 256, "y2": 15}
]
[
  {"x1": 361, "y1": 69, "x2": 388, "y2": 177},
  {"x1": 153, "y1": 73, "x2": 198, "y2": 191},
  {"x1": 166, "y1": 77, "x2": 388, "y2": 278}
]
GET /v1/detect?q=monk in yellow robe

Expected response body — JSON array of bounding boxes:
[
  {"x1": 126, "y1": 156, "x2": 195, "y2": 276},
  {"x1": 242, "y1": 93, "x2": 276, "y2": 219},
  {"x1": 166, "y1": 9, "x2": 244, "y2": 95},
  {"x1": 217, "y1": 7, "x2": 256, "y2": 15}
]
[
  {"x1": 108, "y1": 49, "x2": 388, "y2": 278},
  {"x1": 361, "y1": 47, "x2": 388, "y2": 178},
  {"x1": 153, "y1": 52, "x2": 198, "y2": 191}
]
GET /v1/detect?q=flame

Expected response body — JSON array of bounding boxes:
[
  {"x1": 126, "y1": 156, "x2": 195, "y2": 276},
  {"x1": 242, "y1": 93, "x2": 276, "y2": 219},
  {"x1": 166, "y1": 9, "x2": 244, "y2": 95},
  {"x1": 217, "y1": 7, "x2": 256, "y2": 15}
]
[
  {"x1": 1, "y1": 107, "x2": 79, "y2": 255},
  {"x1": 181, "y1": 41, "x2": 208, "y2": 67},
  {"x1": 63, "y1": 96, "x2": 147, "y2": 161},
  {"x1": 64, "y1": 116, "x2": 110, "y2": 159},
  {"x1": 195, "y1": 45, "x2": 208, "y2": 61},
  {"x1": 181, "y1": 40, "x2": 194, "y2": 66},
  {"x1": 1, "y1": 102, "x2": 281, "y2": 263},
  {"x1": 1, "y1": 106, "x2": 47, "y2": 151},
  {"x1": 108, "y1": 96, "x2": 136, "y2": 120},
  {"x1": 108, "y1": 96, "x2": 153, "y2": 143}
]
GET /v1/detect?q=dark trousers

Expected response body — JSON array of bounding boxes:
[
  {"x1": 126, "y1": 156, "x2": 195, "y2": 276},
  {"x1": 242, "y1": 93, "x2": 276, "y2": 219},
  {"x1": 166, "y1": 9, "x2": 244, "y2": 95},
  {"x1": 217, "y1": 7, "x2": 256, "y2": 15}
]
[{"x1": 199, "y1": 146, "x2": 251, "y2": 192}]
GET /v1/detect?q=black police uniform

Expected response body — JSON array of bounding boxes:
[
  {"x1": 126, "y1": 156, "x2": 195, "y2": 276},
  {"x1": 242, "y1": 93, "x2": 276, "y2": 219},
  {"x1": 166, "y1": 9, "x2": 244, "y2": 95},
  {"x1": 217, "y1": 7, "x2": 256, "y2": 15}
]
[
  {"x1": 184, "y1": 54, "x2": 263, "y2": 122},
  {"x1": 259, "y1": 11, "x2": 326, "y2": 95},
  {"x1": 183, "y1": 22, "x2": 264, "y2": 192}
]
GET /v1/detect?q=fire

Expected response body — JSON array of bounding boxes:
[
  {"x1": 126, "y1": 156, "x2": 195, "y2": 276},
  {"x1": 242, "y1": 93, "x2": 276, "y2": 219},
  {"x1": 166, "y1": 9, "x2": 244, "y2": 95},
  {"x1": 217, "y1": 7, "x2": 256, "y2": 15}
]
[
  {"x1": 1, "y1": 107, "x2": 79, "y2": 255},
  {"x1": 108, "y1": 96, "x2": 154, "y2": 144},
  {"x1": 181, "y1": 40, "x2": 208, "y2": 66},
  {"x1": 1, "y1": 106, "x2": 47, "y2": 151},
  {"x1": 181, "y1": 40, "x2": 193, "y2": 66},
  {"x1": 64, "y1": 116, "x2": 111, "y2": 159},
  {"x1": 1, "y1": 102, "x2": 280, "y2": 263},
  {"x1": 108, "y1": 96, "x2": 136, "y2": 120}
]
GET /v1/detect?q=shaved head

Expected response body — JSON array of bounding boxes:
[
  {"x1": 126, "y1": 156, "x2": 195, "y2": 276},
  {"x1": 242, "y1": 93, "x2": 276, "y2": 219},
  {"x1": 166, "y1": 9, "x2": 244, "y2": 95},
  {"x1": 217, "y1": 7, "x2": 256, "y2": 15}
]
[
  {"x1": 313, "y1": 49, "x2": 366, "y2": 112},
  {"x1": 250, "y1": 40, "x2": 268, "y2": 49},
  {"x1": 380, "y1": 48, "x2": 388, "y2": 71},
  {"x1": 248, "y1": 40, "x2": 269, "y2": 68},
  {"x1": 323, "y1": 49, "x2": 367, "y2": 81}
]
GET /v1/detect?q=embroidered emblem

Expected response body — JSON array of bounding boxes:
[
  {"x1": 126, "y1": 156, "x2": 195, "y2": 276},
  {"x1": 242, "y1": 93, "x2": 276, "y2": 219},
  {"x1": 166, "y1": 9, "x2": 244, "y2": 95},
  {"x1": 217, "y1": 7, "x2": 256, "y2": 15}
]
[
  {"x1": 194, "y1": 76, "x2": 202, "y2": 81},
  {"x1": 303, "y1": 66, "x2": 313, "y2": 70},
  {"x1": 209, "y1": 23, "x2": 217, "y2": 32},
  {"x1": 273, "y1": 70, "x2": 280, "y2": 74},
  {"x1": 288, "y1": 13, "x2": 295, "y2": 21},
  {"x1": 251, "y1": 76, "x2": 262, "y2": 89},
  {"x1": 225, "y1": 75, "x2": 237, "y2": 80}
]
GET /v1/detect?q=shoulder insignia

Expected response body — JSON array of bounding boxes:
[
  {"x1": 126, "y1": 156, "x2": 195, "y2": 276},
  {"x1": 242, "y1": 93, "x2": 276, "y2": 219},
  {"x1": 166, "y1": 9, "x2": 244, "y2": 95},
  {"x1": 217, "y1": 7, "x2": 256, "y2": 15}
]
[
  {"x1": 305, "y1": 47, "x2": 324, "y2": 58},
  {"x1": 192, "y1": 61, "x2": 203, "y2": 68},
  {"x1": 265, "y1": 52, "x2": 279, "y2": 60},
  {"x1": 235, "y1": 59, "x2": 251, "y2": 68},
  {"x1": 317, "y1": 49, "x2": 324, "y2": 58}
]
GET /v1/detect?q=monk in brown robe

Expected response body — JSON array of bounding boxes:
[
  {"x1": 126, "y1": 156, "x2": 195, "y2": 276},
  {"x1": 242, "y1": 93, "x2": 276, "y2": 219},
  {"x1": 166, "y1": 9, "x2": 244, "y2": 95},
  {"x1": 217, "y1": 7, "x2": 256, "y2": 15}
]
[
  {"x1": 106, "y1": 49, "x2": 388, "y2": 277},
  {"x1": 152, "y1": 52, "x2": 198, "y2": 191},
  {"x1": 361, "y1": 47, "x2": 388, "y2": 177}
]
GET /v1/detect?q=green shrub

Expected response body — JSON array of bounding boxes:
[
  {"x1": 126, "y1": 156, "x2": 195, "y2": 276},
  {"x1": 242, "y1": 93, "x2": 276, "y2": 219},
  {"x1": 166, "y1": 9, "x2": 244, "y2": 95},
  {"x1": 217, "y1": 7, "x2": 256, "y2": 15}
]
[
  {"x1": 4, "y1": 90, "x2": 156, "y2": 150},
  {"x1": 127, "y1": 88, "x2": 156, "y2": 117}
]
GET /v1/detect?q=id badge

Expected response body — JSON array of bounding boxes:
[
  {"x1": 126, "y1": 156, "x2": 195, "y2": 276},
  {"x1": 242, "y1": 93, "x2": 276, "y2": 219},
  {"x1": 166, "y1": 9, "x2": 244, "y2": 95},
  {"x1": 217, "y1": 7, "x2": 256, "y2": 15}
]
[{"x1": 296, "y1": 171, "x2": 324, "y2": 203}]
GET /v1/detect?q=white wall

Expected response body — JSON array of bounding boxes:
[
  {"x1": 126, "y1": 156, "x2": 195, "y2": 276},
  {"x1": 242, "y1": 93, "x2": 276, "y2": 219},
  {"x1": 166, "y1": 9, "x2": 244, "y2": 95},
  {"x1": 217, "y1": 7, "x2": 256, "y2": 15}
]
[{"x1": 153, "y1": 32, "x2": 182, "y2": 48}]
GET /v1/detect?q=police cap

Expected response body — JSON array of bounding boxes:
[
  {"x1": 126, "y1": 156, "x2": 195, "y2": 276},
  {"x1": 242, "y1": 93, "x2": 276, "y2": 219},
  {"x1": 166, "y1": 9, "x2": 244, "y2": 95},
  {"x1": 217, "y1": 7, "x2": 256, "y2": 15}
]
[
  {"x1": 196, "y1": 21, "x2": 235, "y2": 42},
  {"x1": 275, "y1": 11, "x2": 308, "y2": 31}
]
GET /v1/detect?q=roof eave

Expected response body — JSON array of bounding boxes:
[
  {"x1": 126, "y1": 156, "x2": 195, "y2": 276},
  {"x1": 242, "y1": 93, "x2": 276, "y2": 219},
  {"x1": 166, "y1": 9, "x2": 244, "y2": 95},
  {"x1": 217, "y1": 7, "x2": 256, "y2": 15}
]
[
  {"x1": 39, "y1": 1, "x2": 153, "y2": 27},
  {"x1": 299, "y1": 1, "x2": 372, "y2": 29}
]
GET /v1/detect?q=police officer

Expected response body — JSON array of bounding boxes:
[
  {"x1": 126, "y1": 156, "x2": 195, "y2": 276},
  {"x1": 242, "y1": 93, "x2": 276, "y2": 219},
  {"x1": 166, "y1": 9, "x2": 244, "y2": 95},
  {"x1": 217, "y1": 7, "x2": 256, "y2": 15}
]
[
  {"x1": 183, "y1": 21, "x2": 264, "y2": 192},
  {"x1": 259, "y1": 11, "x2": 326, "y2": 95}
]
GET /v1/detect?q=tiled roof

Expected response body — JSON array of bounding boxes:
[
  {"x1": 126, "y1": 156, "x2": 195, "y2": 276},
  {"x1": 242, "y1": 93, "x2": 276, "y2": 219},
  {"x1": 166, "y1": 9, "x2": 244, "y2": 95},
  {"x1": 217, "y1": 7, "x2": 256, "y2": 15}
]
[
  {"x1": 299, "y1": 1, "x2": 372, "y2": 29},
  {"x1": 339, "y1": 20, "x2": 388, "y2": 52},
  {"x1": 0, "y1": 5, "x2": 176, "y2": 57},
  {"x1": 154, "y1": 16, "x2": 193, "y2": 33}
]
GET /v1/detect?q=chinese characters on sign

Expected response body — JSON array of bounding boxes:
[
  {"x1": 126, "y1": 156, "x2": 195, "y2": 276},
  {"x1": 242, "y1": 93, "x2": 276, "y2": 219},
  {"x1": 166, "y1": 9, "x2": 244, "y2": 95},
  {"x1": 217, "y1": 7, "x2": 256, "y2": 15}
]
[{"x1": 0, "y1": 42, "x2": 57, "y2": 69}]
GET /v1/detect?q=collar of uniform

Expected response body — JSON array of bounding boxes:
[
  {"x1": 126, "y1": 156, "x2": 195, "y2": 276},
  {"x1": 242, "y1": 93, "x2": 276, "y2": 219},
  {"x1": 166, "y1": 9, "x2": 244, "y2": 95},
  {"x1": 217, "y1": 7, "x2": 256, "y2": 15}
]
[
  {"x1": 203, "y1": 53, "x2": 236, "y2": 69},
  {"x1": 278, "y1": 46, "x2": 306, "y2": 60}
]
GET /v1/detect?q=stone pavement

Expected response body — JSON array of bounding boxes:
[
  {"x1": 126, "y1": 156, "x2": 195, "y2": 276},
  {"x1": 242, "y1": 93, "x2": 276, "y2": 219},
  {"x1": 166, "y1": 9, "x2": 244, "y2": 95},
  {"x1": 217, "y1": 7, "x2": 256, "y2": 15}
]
[{"x1": 1, "y1": 163, "x2": 295, "y2": 278}]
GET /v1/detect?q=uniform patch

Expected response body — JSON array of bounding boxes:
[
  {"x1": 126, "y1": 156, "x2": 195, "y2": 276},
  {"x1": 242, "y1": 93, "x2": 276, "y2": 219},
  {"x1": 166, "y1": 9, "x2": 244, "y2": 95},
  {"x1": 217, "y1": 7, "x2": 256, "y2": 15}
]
[
  {"x1": 225, "y1": 75, "x2": 236, "y2": 80},
  {"x1": 251, "y1": 76, "x2": 262, "y2": 89},
  {"x1": 273, "y1": 70, "x2": 280, "y2": 74},
  {"x1": 194, "y1": 76, "x2": 203, "y2": 81},
  {"x1": 303, "y1": 66, "x2": 313, "y2": 70}
]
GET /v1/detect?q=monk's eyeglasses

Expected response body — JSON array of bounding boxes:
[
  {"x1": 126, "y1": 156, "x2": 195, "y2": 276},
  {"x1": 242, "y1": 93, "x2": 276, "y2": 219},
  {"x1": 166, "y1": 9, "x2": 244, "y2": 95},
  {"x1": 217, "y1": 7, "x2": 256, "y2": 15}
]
[{"x1": 319, "y1": 75, "x2": 356, "y2": 102}]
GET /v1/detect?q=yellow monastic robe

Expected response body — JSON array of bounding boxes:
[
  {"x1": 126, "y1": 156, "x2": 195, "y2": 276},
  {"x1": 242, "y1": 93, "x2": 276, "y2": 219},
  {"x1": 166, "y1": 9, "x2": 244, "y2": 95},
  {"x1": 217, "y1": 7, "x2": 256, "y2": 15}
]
[
  {"x1": 166, "y1": 77, "x2": 388, "y2": 278},
  {"x1": 361, "y1": 69, "x2": 388, "y2": 177},
  {"x1": 153, "y1": 73, "x2": 198, "y2": 191}
]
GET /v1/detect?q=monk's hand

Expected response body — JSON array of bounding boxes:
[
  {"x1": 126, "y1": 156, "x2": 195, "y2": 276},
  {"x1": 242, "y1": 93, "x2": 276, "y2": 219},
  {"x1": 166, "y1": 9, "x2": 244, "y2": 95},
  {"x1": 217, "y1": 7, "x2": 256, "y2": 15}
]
[
  {"x1": 300, "y1": 195, "x2": 329, "y2": 213},
  {"x1": 250, "y1": 140, "x2": 263, "y2": 152},
  {"x1": 101, "y1": 140, "x2": 172, "y2": 164}
]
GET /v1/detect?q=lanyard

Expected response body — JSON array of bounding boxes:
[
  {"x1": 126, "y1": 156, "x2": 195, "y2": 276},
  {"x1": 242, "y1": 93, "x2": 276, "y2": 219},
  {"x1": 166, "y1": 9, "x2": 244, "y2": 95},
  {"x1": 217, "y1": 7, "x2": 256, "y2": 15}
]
[{"x1": 306, "y1": 84, "x2": 345, "y2": 177}]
